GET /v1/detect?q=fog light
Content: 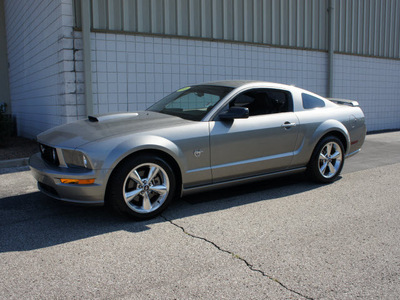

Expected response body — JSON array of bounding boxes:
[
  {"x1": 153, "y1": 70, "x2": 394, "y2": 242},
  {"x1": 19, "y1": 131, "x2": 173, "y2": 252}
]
[{"x1": 60, "y1": 178, "x2": 95, "y2": 185}]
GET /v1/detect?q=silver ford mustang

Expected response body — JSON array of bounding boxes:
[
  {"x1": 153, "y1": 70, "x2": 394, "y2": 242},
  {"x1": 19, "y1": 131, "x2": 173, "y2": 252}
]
[{"x1": 30, "y1": 81, "x2": 366, "y2": 219}]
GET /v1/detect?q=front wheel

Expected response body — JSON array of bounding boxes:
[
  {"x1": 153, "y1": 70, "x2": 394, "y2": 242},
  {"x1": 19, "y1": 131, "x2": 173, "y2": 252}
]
[
  {"x1": 308, "y1": 136, "x2": 344, "y2": 183},
  {"x1": 107, "y1": 155, "x2": 176, "y2": 220}
]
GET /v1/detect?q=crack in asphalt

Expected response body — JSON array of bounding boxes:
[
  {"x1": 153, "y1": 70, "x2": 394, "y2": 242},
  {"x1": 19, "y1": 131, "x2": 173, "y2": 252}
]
[{"x1": 161, "y1": 215, "x2": 314, "y2": 300}]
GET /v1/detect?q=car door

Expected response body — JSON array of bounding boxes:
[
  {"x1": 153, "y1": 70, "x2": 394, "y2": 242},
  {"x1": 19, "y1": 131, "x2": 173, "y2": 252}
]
[{"x1": 209, "y1": 88, "x2": 300, "y2": 183}]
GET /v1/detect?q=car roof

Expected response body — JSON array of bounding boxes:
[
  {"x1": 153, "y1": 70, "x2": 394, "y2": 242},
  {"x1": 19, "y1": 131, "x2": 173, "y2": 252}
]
[{"x1": 197, "y1": 80, "x2": 295, "y2": 90}]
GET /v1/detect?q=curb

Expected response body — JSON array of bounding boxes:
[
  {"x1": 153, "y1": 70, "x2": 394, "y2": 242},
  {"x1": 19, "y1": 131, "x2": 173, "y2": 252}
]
[{"x1": 0, "y1": 157, "x2": 29, "y2": 168}]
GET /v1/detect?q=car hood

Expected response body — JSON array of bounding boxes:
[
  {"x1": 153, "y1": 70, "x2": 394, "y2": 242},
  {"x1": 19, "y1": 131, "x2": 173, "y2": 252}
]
[{"x1": 37, "y1": 111, "x2": 191, "y2": 149}]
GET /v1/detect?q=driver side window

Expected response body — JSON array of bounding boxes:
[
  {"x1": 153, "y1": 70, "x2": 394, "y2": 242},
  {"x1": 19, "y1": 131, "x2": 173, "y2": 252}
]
[{"x1": 230, "y1": 89, "x2": 292, "y2": 116}]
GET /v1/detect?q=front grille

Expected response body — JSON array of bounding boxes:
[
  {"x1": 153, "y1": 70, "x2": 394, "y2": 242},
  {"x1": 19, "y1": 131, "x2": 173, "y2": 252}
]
[{"x1": 39, "y1": 143, "x2": 60, "y2": 166}]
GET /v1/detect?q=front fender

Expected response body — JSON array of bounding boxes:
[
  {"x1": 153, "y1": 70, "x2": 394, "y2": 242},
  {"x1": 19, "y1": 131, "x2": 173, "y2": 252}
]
[
  {"x1": 80, "y1": 134, "x2": 185, "y2": 186},
  {"x1": 111, "y1": 135, "x2": 184, "y2": 169}
]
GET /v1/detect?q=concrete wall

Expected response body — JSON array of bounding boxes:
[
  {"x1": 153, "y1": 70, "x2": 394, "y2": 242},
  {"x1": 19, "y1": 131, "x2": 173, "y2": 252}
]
[{"x1": 4, "y1": 0, "x2": 81, "y2": 138}]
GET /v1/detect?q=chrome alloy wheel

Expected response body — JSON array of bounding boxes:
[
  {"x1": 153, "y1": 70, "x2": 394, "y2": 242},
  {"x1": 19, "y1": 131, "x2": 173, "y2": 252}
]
[
  {"x1": 123, "y1": 163, "x2": 170, "y2": 213},
  {"x1": 318, "y1": 141, "x2": 343, "y2": 179}
]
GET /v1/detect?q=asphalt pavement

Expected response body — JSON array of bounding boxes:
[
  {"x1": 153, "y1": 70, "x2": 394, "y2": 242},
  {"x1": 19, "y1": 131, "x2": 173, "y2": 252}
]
[{"x1": 1, "y1": 131, "x2": 400, "y2": 299}]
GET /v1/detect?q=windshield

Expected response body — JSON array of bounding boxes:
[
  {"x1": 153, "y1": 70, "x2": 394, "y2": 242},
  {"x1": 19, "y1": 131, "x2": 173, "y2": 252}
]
[{"x1": 147, "y1": 85, "x2": 234, "y2": 121}]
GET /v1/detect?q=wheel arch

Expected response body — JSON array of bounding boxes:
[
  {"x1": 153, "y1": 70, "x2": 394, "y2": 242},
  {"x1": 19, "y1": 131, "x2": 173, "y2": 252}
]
[
  {"x1": 311, "y1": 120, "x2": 350, "y2": 156},
  {"x1": 318, "y1": 130, "x2": 348, "y2": 154},
  {"x1": 104, "y1": 148, "x2": 183, "y2": 205}
]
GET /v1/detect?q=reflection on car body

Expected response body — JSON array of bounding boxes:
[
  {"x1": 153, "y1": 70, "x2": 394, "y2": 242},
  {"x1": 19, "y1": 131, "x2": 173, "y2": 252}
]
[{"x1": 30, "y1": 81, "x2": 366, "y2": 220}]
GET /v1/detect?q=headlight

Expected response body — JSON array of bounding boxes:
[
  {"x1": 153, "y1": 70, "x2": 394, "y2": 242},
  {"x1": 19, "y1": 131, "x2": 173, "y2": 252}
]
[
  {"x1": 39, "y1": 143, "x2": 59, "y2": 166},
  {"x1": 62, "y1": 149, "x2": 92, "y2": 169}
]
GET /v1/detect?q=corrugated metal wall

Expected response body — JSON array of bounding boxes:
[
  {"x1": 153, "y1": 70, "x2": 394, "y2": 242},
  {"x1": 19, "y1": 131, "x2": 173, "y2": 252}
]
[
  {"x1": 74, "y1": 0, "x2": 400, "y2": 59},
  {"x1": 335, "y1": 0, "x2": 400, "y2": 58}
]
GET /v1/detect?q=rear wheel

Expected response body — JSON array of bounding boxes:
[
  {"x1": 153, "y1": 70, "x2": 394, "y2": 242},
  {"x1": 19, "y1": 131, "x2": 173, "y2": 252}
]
[
  {"x1": 308, "y1": 136, "x2": 344, "y2": 183},
  {"x1": 108, "y1": 155, "x2": 176, "y2": 220}
]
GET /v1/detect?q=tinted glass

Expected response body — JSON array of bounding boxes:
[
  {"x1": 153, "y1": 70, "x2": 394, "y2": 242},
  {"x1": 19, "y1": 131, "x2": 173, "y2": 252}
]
[
  {"x1": 302, "y1": 93, "x2": 326, "y2": 109},
  {"x1": 147, "y1": 85, "x2": 233, "y2": 121},
  {"x1": 231, "y1": 89, "x2": 292, "y2": 116}
]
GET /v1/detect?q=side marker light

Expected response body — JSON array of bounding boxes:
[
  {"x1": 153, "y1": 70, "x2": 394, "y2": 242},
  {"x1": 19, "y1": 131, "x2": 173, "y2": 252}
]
[{"x1": 60, "y1": 179, "x2": 95, "y2": 185}]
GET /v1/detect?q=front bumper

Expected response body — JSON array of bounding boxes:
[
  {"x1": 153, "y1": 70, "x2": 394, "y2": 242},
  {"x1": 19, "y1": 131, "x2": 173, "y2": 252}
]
[{"x1": 29, "y1": 153, "x2": 106, "y2": 205}]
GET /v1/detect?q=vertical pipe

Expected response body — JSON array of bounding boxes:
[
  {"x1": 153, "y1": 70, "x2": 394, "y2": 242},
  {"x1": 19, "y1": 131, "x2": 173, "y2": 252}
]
[
  {"x1": 328, "y1": 0, "x2": 335, "y2": 97},
  {"x1": 0, "y1": 0, "x2": 11, "y2": 113},
  {"x1": 81, "y1": 0, "x2": 93, "y2": 116}
]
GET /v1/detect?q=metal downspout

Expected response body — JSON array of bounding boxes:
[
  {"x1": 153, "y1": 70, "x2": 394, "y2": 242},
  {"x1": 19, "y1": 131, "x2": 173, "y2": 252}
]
[
  {"x1": 328, "y1": 0, "x2": 335, "y2": 98},
  {"x1": 0, "y1": 0, "x2": 11, "y2": 112},
  {"x1": 81, "y1": 0, "x2": 93, "y2": 116}
]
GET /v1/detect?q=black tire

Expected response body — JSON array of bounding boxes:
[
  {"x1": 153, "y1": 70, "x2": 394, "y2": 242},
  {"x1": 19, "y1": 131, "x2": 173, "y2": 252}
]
[
  {"x1": 107, "y1": 155, "x2": 176, "y2": 220},
  {"x1": 308, "y1": 136, "x2": 345, "y2": 183}
]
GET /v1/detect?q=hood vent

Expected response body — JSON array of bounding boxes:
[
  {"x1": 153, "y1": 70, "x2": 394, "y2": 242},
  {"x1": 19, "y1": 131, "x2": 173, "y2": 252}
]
[
  {"x1": 88, "y1": 115, "x2": 98, "y2": 122},
  {"x1": 88, "y1": 113, "x2": 139, "y2": 122}
]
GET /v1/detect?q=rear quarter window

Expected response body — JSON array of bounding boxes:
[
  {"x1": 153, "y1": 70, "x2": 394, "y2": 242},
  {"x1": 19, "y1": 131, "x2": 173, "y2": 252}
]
[{"x1": 302, "y1": 93, "x2": 326, "y2": 109}]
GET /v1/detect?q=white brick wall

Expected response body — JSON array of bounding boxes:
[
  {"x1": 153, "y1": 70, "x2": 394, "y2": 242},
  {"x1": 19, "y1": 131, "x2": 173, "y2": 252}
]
[
  {"x1": 4, "y1": 0, "x2": 79, "y2": 138},
  {"x1": 333, "y1": 54, "x2": 400, "y2": 131},
  {"x1": 91, "y1": 32, "x2": 400, "y2": 131},
  {"x1": 91, "y1": 32, "x2": 328, "y2": 115}
]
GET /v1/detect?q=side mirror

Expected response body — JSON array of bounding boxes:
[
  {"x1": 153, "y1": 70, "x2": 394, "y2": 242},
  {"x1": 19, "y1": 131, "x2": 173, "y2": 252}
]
[{"x1": 219, "y1": 106, "x2": 249, "y2": 121}]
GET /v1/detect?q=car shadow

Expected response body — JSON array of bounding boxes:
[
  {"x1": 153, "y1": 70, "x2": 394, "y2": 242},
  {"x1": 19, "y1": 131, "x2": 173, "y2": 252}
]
[
  {"x1": 0, "y1": 174, "x2": 330, "y2": 253},
  {"x1": 166, "y1": 174, "x2": 330, "y2": 219}
]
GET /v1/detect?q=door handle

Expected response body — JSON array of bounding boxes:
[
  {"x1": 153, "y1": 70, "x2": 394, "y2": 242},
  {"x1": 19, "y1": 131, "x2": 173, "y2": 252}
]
[{"x1": 281, "y1": 121, "x2": 296, "y2": 129}]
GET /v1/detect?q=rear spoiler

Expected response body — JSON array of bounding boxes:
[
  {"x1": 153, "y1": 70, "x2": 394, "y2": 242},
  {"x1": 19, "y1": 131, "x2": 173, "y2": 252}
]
[{"x1": 327, "y1": 98, "x2": 360, "y2": 107}]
